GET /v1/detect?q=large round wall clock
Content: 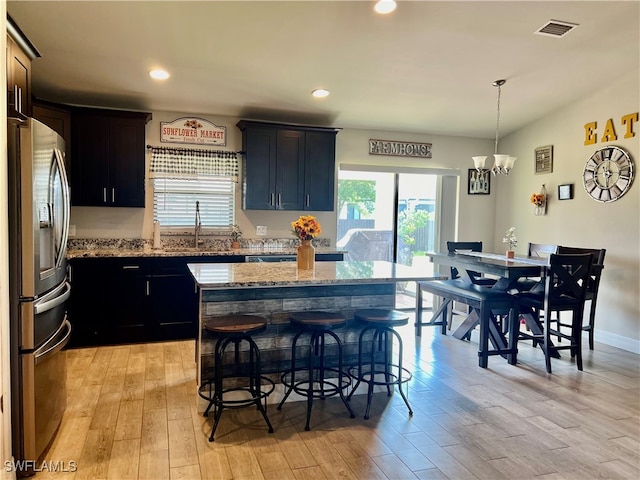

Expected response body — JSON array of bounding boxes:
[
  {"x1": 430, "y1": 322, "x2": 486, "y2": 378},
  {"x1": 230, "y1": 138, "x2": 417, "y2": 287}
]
[{"x1": 582, "y1": 146, "x2": 634, "y2": 203}]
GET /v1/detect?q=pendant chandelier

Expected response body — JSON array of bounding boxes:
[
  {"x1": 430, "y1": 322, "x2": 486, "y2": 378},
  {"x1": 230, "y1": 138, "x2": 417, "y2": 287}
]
[{"x1": 472, "y1": 79, "x2": 516, "y2": 176}]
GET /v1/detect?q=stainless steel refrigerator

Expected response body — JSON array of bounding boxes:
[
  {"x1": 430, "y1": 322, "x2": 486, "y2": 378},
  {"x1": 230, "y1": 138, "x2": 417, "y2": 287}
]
[{"x1": 8, "y1": 117, "x2": 71, "y2": 472}]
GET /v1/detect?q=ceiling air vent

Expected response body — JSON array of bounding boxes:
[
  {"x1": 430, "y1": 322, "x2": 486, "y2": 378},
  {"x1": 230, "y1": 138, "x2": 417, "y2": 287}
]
[{"x1": 535, "y1": 19, "x2": 579, "y2": 38}]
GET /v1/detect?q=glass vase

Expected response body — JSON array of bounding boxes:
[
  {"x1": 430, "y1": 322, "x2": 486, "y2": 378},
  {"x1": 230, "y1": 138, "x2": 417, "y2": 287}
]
[{"x1": 297, "y1": 240, "x2": 315, "y2": 270}]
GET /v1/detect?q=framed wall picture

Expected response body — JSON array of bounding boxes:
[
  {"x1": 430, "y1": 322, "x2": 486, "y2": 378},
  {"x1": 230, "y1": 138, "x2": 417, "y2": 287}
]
[
  {"x1": 468, "y1": 169, "x2": 490, "y2": 195},
  {"x1": 535, "y1": 145, "x2": 553, "y2": 174},
  {"x1": 558, "y1": 183, "x2": 574, "y2": 200}
]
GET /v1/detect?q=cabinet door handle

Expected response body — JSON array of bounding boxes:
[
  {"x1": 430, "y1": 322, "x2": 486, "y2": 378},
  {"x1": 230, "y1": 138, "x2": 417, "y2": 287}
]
[
  {"x1": 306, "y1": 194, "x2": 310, "y2": 208},
  {"x1": 12, "y1": 85, "x2": 18, "y2": 112},
  {"x1": 122, "y1": 265, "x2": 140, "y2": 270},
  {"x1": 112, "y1": 188, "x2": 115, "y2": 203},
  {"x1": 103, "y1": 188, "x2": 107, "y2": 203},
  {"x1": 146, "y1": 280, "x2": 150, "y2": 296},
  {"x1": 14, "y1": 85, "x2": 22, "y2": 114},
  {"x1": 277, "y1": 193, "x2": 282, "y2": 207},
  {"x1": 269, "y1": 193, "x2": 275, "y2": 207}
]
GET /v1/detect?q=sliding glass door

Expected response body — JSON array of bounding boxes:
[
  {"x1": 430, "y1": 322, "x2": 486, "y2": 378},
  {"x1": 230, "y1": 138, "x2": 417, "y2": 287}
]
[{"x1": 336, "y1": 167, "x2": 443, "y2": 308}]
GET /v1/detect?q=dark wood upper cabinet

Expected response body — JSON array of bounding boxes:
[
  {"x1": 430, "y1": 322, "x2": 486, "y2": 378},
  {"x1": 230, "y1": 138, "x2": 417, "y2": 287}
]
[
  {"x1": 70, "y1": 107, "x2": 151, "y2": 207},
  {"x1": 237, "y1": 120, "x2": 339, "y2": 211},
  {"x1": 304, "y1": 130, "x2": 338, "y2": 211},
  {"x1": 6, "y1": 15, "x2": 40, "y2": 122}
]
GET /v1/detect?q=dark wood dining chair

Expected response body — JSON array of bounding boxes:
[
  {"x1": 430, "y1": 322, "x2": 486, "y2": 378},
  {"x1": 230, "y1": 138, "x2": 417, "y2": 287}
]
[
  {"x1": 515, "y1": 253, "x2": 593, "y2": 373},
  {"x1": 516, "y1": 243, "x2": 558, "y2": 292},
  {"x1": 554, "y1": 246, "x2": 606, "y2": 350},
  {"x1": 528, "y1": 243, "x2": 558, "y2": 258},
  {"x1": 446, "y1": 241, "x2": 497, "y2": 286}
]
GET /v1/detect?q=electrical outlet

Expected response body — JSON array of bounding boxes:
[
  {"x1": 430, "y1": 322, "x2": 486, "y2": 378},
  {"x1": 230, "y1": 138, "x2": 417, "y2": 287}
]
[
  {"x1": 69, "y1": 224, "x2": 76, "y2": 237},
  {"x1": 256, "y1": 226, "x2": 267, "y2": 236}
]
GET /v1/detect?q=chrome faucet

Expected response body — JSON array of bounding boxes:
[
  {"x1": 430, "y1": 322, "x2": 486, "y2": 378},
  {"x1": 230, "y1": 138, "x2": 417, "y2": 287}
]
[{"x1": 194, "y1": 200, "x2": 202, "y2": 248}]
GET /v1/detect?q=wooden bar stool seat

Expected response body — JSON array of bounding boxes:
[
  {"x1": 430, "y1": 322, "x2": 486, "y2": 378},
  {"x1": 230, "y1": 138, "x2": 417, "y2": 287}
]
[
  {"x1": 199, "y1": 314, "x2": 274, "y2": 441},
  {"x1": 277, "y1": 311, "x2": 355, "y2": 431}
]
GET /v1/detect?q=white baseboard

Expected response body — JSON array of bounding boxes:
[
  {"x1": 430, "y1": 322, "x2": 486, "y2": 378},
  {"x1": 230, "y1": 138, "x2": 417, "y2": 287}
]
[{"x1": 594, "y1": 329, "x2": 640, "y2": 354}]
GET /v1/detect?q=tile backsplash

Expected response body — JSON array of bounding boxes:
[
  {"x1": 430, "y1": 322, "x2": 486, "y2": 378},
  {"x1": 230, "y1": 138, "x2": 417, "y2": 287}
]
[{"x1": 67, "y1": 237, "x2": 330, "y2": 251}]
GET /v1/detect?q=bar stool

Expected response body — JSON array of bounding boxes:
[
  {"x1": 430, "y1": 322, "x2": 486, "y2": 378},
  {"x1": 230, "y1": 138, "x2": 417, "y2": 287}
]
[
  {"x1": 198, "y1": 314, "x2": 274, "y2": 442},
  {"x1": 348, "y1": 308, "x2": 413, "y2": 420},
  {"x1": 277, "y1": 311, "x2": 355, "y2": 431}
]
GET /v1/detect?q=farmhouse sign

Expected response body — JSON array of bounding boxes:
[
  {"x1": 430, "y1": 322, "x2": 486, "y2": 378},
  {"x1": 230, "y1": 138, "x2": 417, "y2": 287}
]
[
  {"x1": 161, "y1": 117, "x2": 227, "y2": 146},
  {"x1": 369, "y1": 139, "x2": 432, "y2": 158}
]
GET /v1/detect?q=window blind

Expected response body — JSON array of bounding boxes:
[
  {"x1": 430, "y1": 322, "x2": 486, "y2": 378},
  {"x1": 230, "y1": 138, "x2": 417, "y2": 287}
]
[{"x1": 149, "y1": 146, "x2": 238, "y2": 228}]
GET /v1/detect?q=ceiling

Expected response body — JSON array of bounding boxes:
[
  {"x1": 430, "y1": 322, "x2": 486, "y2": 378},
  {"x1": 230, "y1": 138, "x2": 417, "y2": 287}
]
[{"x1": 7, "y1": 1, "x2": 640, "y2": 139}]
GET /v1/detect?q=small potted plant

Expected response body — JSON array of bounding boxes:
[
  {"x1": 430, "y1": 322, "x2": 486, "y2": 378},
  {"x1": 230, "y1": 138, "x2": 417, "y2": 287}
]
[
  {"x1": 502, "y1": 226, "x2": 517, "y2": 258},
  {"x1": 231, "y1": 225, "x2": 242, "y2": 249}
]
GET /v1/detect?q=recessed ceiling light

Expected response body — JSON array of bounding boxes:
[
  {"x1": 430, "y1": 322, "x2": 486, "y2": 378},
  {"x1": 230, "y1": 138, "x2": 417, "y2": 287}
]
[
  {"x1": 149, "y1": 69, "x2": 170, "y2": 80},
  {"x1": 374, "y1": 0, "x2": 397, "y2": 14},
  {"x1": 312, "y1": 88, "x2": 330, "y2": 98}
]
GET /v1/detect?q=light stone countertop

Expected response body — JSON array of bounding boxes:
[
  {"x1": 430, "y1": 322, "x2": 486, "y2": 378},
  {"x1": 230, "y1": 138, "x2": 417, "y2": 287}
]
[
  {"x1": 188, "y1": 260, "x2": 439, "y2": 289},
  {"x1": 67, "y1": 247, "x2": 343, "y2": 259}
]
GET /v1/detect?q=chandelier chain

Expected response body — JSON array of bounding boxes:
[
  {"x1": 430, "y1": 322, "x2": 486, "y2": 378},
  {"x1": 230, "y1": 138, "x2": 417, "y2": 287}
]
[
  {"x1": 494, "y1": 83, "x2": 501, "y2": 155},
  {"x1": 472, "y1": 78, "x2": 515, "y2": 176}
]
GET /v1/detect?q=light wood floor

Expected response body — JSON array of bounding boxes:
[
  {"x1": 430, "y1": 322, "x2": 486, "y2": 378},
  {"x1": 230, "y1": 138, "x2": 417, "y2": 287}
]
[{"x1": 37, "y1": 318, "x2": 639, "y2": 480}]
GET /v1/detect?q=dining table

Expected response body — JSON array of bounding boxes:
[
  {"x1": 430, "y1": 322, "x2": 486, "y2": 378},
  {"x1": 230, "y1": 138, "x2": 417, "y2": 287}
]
[{"x1": 425, "y1": 251, "x2": 553, "y2": 355}]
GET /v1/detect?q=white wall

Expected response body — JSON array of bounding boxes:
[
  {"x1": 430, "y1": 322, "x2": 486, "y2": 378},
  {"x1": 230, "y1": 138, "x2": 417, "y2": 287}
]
[
  {"x1": 335, "y1": 127, "x2": 497, "y2": 244},
  {"x1": 495, "y1": 69, "x2": 640, "y2": 352},
  {"x1": 67, "y1": 75, "x2": 640, "y2": 353},
  {"x1": 70, "y1": 112, "x2": 496, "y2": 244}
]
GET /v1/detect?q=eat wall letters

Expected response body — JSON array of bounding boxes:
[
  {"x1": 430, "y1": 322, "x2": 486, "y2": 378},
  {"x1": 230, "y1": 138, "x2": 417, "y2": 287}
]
[{"x1": 584, "y1": 112, "x2": 638, "y2": 145}]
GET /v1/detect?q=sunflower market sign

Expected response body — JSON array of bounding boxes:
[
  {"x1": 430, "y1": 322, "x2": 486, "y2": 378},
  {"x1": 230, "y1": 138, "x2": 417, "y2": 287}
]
[
  {"x1": 369, "y1": 139, "x2": 432, "y2": 158},
  {"x1": 161, "y1": 117, "x2": 227, "y2": 146}
]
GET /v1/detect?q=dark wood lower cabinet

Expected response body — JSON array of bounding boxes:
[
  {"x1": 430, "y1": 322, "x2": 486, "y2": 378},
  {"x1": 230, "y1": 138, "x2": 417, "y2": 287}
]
[
  {"x1": 147, "y1": 273, "x2": 197, "y2": 341},
  {"x1": 67, "y1": 255, "x2": 244, "y2": 347},
  {"x1": 112, "y1": 262, "x2": 148, "y2": 344},
  {"x1": 67, "y1": 258, "x2": 110, "y2": 347}
]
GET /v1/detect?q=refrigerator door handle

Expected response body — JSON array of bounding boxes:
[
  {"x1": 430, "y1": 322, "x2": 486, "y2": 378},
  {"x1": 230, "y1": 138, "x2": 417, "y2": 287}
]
[
  {"x1": 34, "y1": 281, "x2": 71, "y2": 315},
  {"x1": 34, "y1": 319, "x2": 71, "y2": 365},
  {"x1": 54, "y1": 147, "x2": 71, "y2": 265}
]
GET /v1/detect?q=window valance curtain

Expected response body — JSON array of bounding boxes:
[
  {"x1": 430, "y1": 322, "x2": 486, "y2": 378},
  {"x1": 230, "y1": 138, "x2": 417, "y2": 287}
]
[{"x1": 148, "y1": 145, "x2": 239, "y2": 180}]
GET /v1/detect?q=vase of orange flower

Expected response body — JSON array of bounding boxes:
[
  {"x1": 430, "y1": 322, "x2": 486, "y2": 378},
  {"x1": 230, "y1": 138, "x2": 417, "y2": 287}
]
[{"x1": 291, "y1": 215, "x2": 322, "y2": 270}]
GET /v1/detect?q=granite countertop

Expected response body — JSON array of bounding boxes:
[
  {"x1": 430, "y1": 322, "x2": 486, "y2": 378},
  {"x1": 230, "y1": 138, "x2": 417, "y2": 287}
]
[
  {"x1": 188, "y1": 260, "x2": 439, "y2": 288},
  {"x1": 67, "y1": 246, "x2": 343, "y2": 259},
  {"x1": 66, "y1": 237, "x2": 342, "y2": 259}
]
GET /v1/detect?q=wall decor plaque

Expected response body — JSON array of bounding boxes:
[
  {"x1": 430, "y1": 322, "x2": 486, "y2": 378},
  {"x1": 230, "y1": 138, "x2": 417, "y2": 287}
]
[
  {"x1": 468, "y1": 169, "x2": 490, "y2": 195},
  {"x1": 369, "y1": 139, "x2": 432, "y2": 158},
  {"x1": 558, "y1": 183, "x2": 574, "y2": 200},
  {"x1": 535, "y1": 145, "x2": 553, "y2": 174},
  {"x1": 161, "y1": 117, "x2": 227, "y2": 145}
]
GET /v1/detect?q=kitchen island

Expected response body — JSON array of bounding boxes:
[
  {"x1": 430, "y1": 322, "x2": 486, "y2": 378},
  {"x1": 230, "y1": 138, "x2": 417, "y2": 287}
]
[{"x1": 188, "y1": 260, "x2": 438, "y2": 390}]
